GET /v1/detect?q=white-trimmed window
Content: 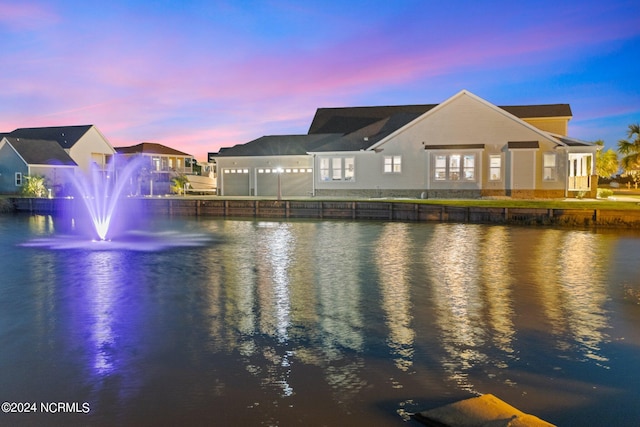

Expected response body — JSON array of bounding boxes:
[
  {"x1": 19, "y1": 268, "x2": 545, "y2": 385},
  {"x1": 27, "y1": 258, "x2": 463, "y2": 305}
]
[
  {"x1": 383, "y1": 155, "x2": 402, "y2": 173},
  {"x1": 320, "y1": 157, "x2": 355, "y2": 181},
  {"x1": 543, "y1": 153, "x2": 557, "y2": 181},
  {"x1": 434, "y1": 153, "x2": 476, "y2": 181},
  {"x1": 489, "y1": 155, "x2": 502, "y2": 181},
  {"x1": 15, "y1": 172, "x2": 22, "y2": 186}
]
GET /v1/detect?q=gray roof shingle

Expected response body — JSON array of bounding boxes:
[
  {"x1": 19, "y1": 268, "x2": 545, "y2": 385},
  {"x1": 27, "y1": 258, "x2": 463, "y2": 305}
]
[
  {"x1": 308, "y1": 104, "x2": 572, "y2": 134},
  {"x1": 115, "y1": 142, "x2": 192, "y2": 157},
  {"x1": 8, "y1": 125, "x2": 94, "y2": 150},
  {"x1": 215, "y1": 134, "x2": 343, "y2": 157},
  {"x1": 3, "y1": 137, "x2": 77, "y2": 166}
]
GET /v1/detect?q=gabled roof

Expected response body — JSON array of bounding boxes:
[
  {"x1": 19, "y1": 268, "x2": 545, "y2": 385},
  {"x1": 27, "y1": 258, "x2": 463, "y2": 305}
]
[
  {"x1": 309, "y1": 112, "x2": 422, "y2": 152},
  {"x1": 308, "y1": 102, "x2": 572, "y2": 135},
  {"x1": 218, "y1": 90, "x2": 578, "y2": 157},
  {"x1": 115, "y1": 142, "x2": 192, "y2": 157},
  {"x1": 215, "y1": 134, "x2": 342, "y2": 157},
  {"x1": 7, "y1": 125, "x2": 94, "y2": 150},
  {"x1": 308, "y1": 105, "x2": 438, "y2": 134},
  {"x1": 369, "y1": 90, "x2": 570, "y2": 151},
  {"x1": 2, "y1": 137, "x2": 77, "y2": 166}
]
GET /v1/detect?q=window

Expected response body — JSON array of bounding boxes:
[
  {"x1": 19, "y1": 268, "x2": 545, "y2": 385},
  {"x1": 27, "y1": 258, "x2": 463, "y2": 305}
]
[
  {"x1": 489, "y1": 155, "x2": 502, "y2": 181},
  {"x1": 15, "y1": 172, "x2": 22, "y2": 186},
  {"x1": 543, "y1": 153, "x2": 557, "y2": 181},
  {"x1": 463, "y1": 155, "x2": 475, "y2": 180},
  {"x1": 384, "y1": 155, "x2": 402, "y2": 173},
  {"x1": 433, "y1": 153, "x2": 476, "y2": 181},
  {"x1": 320, "y1": 157, "x2": 355, "y2": 181},
  {"x1": 435, "y1": 155, "x2": 447, "y2": 180}
]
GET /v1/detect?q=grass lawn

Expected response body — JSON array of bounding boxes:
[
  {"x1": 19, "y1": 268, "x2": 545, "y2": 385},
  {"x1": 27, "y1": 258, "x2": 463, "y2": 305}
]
[{"x1": 396, "y1": 196, "x2": 640, "y2": 210}]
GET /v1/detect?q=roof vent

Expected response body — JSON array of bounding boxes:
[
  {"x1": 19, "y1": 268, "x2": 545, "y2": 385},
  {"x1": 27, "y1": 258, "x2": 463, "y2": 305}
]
[{"x1": 364, "y1": 137, "x2": 369, "y2": 141}]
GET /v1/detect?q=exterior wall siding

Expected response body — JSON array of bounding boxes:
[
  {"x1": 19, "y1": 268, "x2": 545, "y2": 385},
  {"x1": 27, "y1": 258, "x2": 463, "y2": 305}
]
[
  {"x1": 68, "y1": 127, "x2": 116, "y2": 175},
  {"x1": 0, "y1": 142, "x2": 27, "y2": 193},
  {"x1": 522, "y1": 118, "x2": 569, "y2": 136}
]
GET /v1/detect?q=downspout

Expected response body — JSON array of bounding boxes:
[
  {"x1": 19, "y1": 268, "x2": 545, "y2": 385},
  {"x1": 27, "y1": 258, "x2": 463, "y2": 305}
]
[{"x1": 311, "y1": 153, "x2": 316, "y2": 197}]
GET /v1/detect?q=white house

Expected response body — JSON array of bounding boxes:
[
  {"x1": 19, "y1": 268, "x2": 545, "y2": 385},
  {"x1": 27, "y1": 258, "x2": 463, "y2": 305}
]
[{"x1": 211, "y1": 90, "x2": 597, "y2": 199}]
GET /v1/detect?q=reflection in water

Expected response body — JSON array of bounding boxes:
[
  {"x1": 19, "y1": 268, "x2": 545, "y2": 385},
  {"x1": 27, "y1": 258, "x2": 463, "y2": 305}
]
[
  {"x1": 313, "y1": 223, "x2": 367, "y2": 404},
  {"x1": 255, "y1": 222, "x2": 294, "y2": 396},
  {"x1": 559, "y1": 232, "x2": 610, "y2": 364},
  {"x1": 315, "y1": 223, "x2": 364, "y2": 355},
  {"x1": 10, "y1": 215, "x2": 639, "y2": 426},
  {"x1": 534, "y1": 230, "x2": 612, "y2": 365},
  {"x1": 376, "y1": 223, "x2": 415, "y2": 373},
  {"x1": 481, "y1": 227, "x2": 516, "y2": 363},
  {"x1": 426, "y1": 224, "x2": 485, "y2": 392},
  {"x1": 85, "y1": 251, "x2": 118, "y2": 375}
]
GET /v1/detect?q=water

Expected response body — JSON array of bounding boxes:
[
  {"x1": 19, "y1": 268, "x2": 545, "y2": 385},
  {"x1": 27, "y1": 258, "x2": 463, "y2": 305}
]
[{"x1": 1, "y1": 214, "x2": 640, "y2": 426}]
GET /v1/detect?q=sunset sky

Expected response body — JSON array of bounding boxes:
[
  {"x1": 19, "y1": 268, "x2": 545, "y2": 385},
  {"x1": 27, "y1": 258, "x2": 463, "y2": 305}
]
[{"x1": 1, "y1": 0, "x2": 638, "y2": 161}]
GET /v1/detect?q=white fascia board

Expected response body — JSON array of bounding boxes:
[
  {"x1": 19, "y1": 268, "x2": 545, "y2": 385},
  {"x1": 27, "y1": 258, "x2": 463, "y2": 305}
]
[{"x1": 30, "y1": 164, "x2": 77, "y2": 169}]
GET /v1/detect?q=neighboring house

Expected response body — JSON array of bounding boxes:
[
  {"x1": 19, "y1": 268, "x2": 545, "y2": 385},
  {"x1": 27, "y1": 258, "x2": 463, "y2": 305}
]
[
  {"x1": 0, "y1": 136, "x2": 77, "y2": 195},
  {"x1": 211, "y1": 90, "x2": 597, "y2": 198},
  {"x1": 5, "y1": 125, "x2": 115, "y2": 176},
  {"x1": 114, "y1": 142, "x2": 198, "y2": 195}
]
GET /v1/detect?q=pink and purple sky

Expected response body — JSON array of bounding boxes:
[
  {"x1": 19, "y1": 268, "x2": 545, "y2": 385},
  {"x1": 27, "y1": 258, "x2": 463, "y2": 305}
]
[{"x1": 1, "y1": 0, "x2": 638, "y2": 161}]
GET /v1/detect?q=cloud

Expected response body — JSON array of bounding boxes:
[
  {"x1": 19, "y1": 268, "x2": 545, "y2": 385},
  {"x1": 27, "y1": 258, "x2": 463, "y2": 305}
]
[{"x1": 0, "y1": 1, "x2": 59, "y2": 30}]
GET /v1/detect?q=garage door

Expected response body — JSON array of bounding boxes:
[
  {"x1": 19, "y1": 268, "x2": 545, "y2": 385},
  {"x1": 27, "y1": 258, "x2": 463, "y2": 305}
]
[
  {"x1": 222, "y1": 168, "x2": 250, "y2": 196},
  {"x1": 256, "y1": 168, "x2": 313, "y2": 197}
]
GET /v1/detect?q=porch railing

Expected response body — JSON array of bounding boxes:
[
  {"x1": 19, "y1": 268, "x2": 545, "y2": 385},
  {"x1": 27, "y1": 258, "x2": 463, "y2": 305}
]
[{"x1": 568, "y1": 175, "x2": 590, "y2": 191}]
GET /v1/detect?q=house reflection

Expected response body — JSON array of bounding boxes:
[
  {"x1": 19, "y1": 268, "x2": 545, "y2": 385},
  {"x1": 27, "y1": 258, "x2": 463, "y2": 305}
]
[
  {"x1": 376, "y1": 223, "x2": 415, "y2": 373},
  {"x1": 533, "y1": 230, "x2": 613, "y2": 364},
  {"x1": 481, "y1": 226, "x2": 516, "y2": 360},
  {"x1": 426, "y1": 224, "x2": 485, "y2": 392},
  {"x1": 198, "y1": 219, "x2": 616, "y2": 401}
]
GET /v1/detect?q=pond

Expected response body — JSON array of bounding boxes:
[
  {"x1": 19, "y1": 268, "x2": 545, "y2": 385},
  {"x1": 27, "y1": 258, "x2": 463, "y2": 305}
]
[{"x1": 1, "y1": 214, "x2": 640, "y2": 426}]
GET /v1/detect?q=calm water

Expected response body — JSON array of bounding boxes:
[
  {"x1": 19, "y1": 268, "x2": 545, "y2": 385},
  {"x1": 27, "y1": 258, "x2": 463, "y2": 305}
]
[{"x1": 1, "y1": 214, "x2": 640, "y2": 426}]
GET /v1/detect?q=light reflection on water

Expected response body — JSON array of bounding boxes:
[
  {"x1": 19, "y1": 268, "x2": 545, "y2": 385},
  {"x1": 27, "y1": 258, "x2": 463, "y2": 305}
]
[{"x1": 2, "y1": 215, "x2": 640, "y2": 426}]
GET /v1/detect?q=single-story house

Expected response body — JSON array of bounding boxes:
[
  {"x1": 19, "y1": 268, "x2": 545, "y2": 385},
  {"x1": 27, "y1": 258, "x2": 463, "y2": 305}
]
[
  {"x1": 114, "y1": 142, "x2": 198, "y2": 195},
  {"x1": 0, "y1": 136, "x2": 77, "y2": 194},
  {"x1": 211, "y1": 90, "x2": 597, "y2": 199}
]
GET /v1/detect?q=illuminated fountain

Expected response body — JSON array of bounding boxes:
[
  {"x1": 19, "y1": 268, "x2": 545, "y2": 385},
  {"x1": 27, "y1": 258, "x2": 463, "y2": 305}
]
[
  {"x1": 22, "y1": 156, "x2": 214, "y2": 251},
  {"x1": 71, "y1": 156, "x2": 140, "y2": 241}
]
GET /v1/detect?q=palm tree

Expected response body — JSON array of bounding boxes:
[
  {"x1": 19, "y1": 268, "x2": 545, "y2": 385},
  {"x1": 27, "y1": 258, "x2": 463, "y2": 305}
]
[
  {"x1": 595, "y1": 140, "x2": 619, "y2": 178},
  {"x1": 618, "y1": 123, "x2": 640, "y2": 171}
]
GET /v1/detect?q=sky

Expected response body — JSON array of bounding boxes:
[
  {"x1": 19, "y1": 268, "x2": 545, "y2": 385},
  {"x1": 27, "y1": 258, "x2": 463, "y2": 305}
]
[{"x1": 1, "y1": 0, "x2": 639, "y2": 161}]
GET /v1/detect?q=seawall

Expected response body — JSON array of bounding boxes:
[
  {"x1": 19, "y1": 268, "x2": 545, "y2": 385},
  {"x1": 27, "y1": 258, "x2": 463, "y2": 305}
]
[{"x1": 8, "y1": 197, "x2": 640, "y2": 228}]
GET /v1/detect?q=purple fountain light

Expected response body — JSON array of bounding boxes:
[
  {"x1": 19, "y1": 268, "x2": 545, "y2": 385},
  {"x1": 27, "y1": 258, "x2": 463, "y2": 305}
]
[
  {"x1": 69, "y1": 155, "x2": 141, "y2": 241},
  {"x1": 21, "y1": 155, "x2": 216, "y2": 251}
]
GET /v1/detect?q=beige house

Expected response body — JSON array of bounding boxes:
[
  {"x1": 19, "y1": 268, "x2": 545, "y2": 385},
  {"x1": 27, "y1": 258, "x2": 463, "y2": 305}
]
[
  {"x1": 0, "y1": 125, "x2": 115, "y2": 195},
  {"x1": 6, "y1": 125, "x2": 115, "y2": 175},
  {"x1": 212, "y1": 90, "x2": 596, "y2": 199},
  {"x1": 114, "y1": 142, "x2": 196, "y2": 195}
]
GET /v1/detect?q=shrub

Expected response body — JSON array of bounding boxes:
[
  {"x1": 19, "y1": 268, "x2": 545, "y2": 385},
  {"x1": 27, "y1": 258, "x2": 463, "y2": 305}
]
[
  {"x1": 597, "y1": 188, "x2": 614, "y2": 199},
  {"x1": 21, "y1": 175, "x2": 48, "y2": 198}
]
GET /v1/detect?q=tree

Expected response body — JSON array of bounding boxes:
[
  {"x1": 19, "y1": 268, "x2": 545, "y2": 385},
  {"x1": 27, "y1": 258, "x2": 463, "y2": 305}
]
[
  {"x1": 618, "y1": 123, "x2": 640, "y2": 172},
  {"x1": 170, "y1": 174, "x2": 189, "y2": 195},
  {"x1": 594, "y1": 140, "x2": 619, "y2": 178},
  {"x1": 21, "y1": 175, "x2": 48, "y2": 197}
]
